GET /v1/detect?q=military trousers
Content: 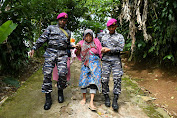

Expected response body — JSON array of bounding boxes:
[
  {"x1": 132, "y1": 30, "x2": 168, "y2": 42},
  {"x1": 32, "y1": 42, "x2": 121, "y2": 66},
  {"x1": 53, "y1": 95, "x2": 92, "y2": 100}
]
[
  {"x1": 101, "y1": 60, "x2": 123, "y2": 95},
  {"x1": 42, "y1": 50, "x2": 68, "y2": 93}
]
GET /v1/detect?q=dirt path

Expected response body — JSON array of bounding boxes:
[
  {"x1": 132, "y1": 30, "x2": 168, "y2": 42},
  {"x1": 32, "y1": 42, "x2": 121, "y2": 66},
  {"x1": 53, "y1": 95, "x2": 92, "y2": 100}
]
[
  {"x1": 0, "y1": 61, "x2": 171, "y2": 118},
  {"x1": 123, "y1": 58, "x2": 177, "y2": 117}
]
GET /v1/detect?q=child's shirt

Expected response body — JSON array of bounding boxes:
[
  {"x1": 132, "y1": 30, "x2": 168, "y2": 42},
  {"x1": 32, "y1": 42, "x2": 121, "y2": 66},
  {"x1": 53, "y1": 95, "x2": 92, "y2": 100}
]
[{"x1": 101, "y1": 32, "x2": 125, "y2": 61}]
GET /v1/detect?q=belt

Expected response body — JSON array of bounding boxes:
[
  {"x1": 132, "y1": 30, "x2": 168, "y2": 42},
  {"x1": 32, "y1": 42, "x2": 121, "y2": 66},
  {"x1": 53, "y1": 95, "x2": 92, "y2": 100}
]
[
  {"x1": 48, "y1": 45, "x2": 67, "y2": 50},
  {"x1": 105, "y1": 52, "x2": 120, "y2": 56}
]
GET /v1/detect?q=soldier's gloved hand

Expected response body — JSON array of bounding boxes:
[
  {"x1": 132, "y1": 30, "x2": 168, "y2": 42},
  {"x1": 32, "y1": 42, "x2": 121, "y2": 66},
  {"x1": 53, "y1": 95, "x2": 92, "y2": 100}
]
[{"x1": 29, "y1": 49, "x2": 34, "y2": 58}]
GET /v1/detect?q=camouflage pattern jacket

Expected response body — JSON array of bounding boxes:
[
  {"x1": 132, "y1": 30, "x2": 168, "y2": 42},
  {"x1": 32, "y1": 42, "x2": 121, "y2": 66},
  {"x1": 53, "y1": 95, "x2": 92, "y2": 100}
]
[
  {"x1": 101, "y1": 32, "x2": 125, "y2": 61},
  {"x1": 32, "y1": 24, "x2": 71, "y2": 57}
]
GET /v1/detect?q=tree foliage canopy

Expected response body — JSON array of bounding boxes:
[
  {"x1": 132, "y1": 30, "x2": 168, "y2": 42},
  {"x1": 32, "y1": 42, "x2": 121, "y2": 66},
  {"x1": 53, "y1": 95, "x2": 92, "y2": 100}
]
[
  {"x1": 0, "y1": 0, "x2": 87, "y2": 75},
  {"x1": 117, "y1": 0, "x2": 177, "y2": 66},
  {"x1": 0, "y1": 0, "x2": 176, "y2": 76}
]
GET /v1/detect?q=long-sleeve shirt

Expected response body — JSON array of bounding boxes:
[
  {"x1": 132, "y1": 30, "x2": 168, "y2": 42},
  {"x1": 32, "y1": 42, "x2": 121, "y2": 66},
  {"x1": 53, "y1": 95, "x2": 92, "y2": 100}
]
[
  {"x1": 101, "y1": 32, "x2": 125, "y2": 61},
  {"x1": 32, "y1": 24, "x2": 71, "y2": 57}
]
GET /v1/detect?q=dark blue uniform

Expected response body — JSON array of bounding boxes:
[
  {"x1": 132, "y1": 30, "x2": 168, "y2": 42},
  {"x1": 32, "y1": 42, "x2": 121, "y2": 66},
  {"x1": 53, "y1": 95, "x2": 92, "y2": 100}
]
[
  {"x1": 101, "y1": 32, "x2": 125, "y2": 95},
  {"x1": 33, "y1": 24, "x2": 71, "y2": 93}
]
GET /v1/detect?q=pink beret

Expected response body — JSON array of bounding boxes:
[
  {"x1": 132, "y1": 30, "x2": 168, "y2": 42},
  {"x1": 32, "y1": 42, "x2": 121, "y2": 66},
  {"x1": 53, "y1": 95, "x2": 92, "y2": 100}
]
[
  {"x1": 107, "y1": 18, "x2": 117, "y2": 27},
  {"x1": 57, "y1": 12, "x2": 68, "y2": 19}
]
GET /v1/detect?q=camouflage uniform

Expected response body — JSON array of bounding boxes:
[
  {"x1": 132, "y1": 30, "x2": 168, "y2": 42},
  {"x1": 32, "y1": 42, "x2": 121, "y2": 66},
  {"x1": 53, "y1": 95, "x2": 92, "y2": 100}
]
[
  {"x1": 97, "y1": 32, "x2": 104, "y2": 41},
  {"x1": 101, "y1": 32, "x2": 125, "y2": 95},
  {"x1": 32, "y1": 24, "x2": 71, "y2": 93}
]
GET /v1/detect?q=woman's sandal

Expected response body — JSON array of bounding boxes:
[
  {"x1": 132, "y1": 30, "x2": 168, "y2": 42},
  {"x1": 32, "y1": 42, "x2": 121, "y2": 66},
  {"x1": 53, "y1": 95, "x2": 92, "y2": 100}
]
[{"x1": 88, "y1": 105, "x2": 97, "y2": 111}]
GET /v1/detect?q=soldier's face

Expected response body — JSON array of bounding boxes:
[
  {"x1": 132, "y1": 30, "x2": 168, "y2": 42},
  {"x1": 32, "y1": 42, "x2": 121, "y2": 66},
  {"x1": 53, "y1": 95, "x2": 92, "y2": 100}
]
[
  {"x1": 85, "y1": 33, "x2": 93, "y2": 43},
  {"x1": 58, "y1": 18, "x2": 67, "y2": 28},
  {"x1": 108, "y1": 25, "x2": 117, "y2": 34}
]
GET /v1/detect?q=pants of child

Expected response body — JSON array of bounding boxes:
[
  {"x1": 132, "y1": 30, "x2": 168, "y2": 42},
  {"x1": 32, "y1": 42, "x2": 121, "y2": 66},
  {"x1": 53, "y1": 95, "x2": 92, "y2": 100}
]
[
  {"x1": 81, "y1": 84, "x2": 97, "y2": 94},
  {"x1": 42, "y1": 54, "x2": 68, "y2": 93},
  {"x1": 101, "y1": 60, "x2": 123, "y2": 95},
  {"x1": 53, "y1": 57, "x2": 70, "y2": 81}
]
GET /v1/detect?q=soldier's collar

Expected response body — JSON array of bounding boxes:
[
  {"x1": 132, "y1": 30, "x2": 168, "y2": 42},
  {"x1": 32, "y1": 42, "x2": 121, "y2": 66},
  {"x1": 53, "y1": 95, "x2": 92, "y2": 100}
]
[{"x1": 108, "y1": 31, "x2": 118, "y2": 36}]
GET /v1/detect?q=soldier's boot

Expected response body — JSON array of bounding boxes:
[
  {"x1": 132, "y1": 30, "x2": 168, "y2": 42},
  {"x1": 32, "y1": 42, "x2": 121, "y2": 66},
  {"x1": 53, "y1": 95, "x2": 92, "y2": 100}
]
[
  {"x1": 104, "y1": 94, "x2": 111, "y2": 107},
  {"x1": 58, "y1": 89, "x2": 64, "y2": 103},
  {"x1": 44, "y1": 93, "x2": 52, "y2": 110},
  {"x1": 112, "y1": 94, "x2": 119, "y2": 110}
]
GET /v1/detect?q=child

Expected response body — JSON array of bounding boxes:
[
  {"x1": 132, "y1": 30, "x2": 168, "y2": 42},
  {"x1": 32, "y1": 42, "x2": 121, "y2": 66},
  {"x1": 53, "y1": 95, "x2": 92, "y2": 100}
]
[
  {"x1": 101, "y1": 18, "x2": 125, "y2": 110},
  {"x1": 75, "y1": 29, "x2": 102, "y2": 111}
]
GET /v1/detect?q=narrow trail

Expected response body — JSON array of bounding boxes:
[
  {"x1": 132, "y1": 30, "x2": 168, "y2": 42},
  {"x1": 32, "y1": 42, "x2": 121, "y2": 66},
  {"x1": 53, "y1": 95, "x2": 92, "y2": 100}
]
[{"x1": 0, "y1": 61, "x2": 170, "y2": 118}]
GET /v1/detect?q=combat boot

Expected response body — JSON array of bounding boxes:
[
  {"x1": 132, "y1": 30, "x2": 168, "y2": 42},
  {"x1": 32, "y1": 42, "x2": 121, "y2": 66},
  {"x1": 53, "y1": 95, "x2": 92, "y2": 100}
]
[
  {"x1": 44, "y1": 93, "x2": 52, "y2": 110},
  {"x1": 112, "y1": 94, "x2": 119, "y2": 110},
  {"x1": 104, "y1": 94, "x2": 110, "y2": 107},
  {"x1": 58, "y1": 89, "x2": 64, "y2": 103}
]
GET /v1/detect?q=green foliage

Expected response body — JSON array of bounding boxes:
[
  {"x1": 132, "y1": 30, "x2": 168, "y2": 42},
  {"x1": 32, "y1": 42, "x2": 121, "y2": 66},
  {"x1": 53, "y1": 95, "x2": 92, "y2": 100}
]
[
  {"x1": 75, "y1": 0, "x2": 120, "y2": 42},
  {"x1": 0, "y1": 0, "x2": 88, "y2": 75},
  {"x1": 0, "y1": 20, "x2": 18, "y2": 44},
  {"x1": 116, "y1": 0, "x2": 177, "y2": 66},
  {"x1": 73, "y1": 30, "x2": 83, "y2": 44},
  {"x1": 145, "y1": 0, "x2": 177, "y2": 65},
  {"x1": 124, "y1": 38, "x2": 132, "y2": 51},
  {"x1": 163, "y1": 55, "x2": 174, "y2": 61},
  {"x1": 2, "y1": 77, "x2": 20, "y2": 88},
  {"x1": 1, "y1": 0, "x2": 176, "y2": 76},
  {"x1": 0, "y1": 0, "x2": 32, "y2": 75},
  {"x1": 79, "y1": 20, "x2": 106, "y2": 34}
]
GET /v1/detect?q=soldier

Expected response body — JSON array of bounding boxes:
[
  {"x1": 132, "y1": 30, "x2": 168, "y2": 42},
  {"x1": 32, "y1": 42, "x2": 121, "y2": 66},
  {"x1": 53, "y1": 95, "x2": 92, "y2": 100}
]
[
  {"x1": 101, "y1": 18, "x2": 125, "y2": 110},
  {"x1": 97, "y1": 30, "x2": 104, "y2": 41},
  {"x1": 29, "y1": 12, "x2": 72, "y2": 110}
]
